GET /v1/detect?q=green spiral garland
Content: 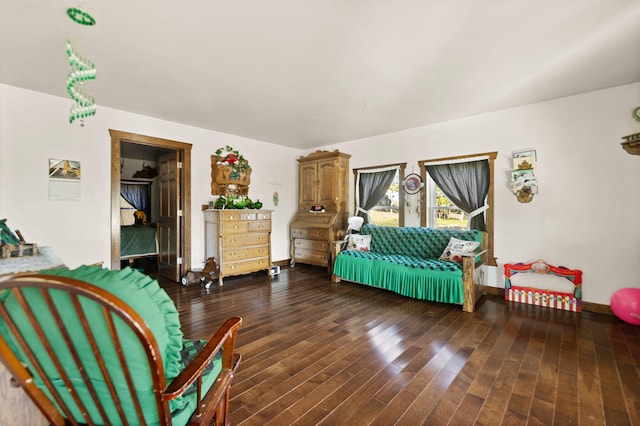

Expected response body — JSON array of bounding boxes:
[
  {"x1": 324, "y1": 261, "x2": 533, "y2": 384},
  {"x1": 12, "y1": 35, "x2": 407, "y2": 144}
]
[
  {"x1": 66, "y1": 41, "x2": 96, "y2": 123},
  {"x1": 66, "y1": 7, "x2": 96, "y2": 124}
]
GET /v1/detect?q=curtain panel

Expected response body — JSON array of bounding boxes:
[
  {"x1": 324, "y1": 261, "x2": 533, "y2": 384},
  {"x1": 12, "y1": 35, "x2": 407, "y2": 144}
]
[
  {"x1": 120, "y1": 182, "x2": 151, "y2": 219},
  {"x1": 356, "y1": 168, "x2": 397, "y2": 224},
  {"x1": 425, "y1": 160, "x2": 489, "y2": 231}
]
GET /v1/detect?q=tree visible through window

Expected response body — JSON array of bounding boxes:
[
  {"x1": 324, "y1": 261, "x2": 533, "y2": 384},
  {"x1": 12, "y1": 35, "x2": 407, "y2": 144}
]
[
  {"x1": 430, "y1": 183, "x2": 469, "y2": 229},
  {"x1": 353, "y1": 164, "x2": 406, "y2": 228},
  {"x1": 370, "y1": 170, "x2": 400, "y2": 227}
]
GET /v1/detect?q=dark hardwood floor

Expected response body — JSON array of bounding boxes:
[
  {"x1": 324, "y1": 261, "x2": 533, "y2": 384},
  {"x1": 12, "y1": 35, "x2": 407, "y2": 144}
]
[{"x1": 159, "y1": 265, "x2": 640, "y2": 426}]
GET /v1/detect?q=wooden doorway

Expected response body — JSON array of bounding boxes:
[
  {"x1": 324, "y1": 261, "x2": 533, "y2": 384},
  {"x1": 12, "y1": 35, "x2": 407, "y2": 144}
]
[{"x1": 110, "y1": 130, "x2": 192, "y2": 282}]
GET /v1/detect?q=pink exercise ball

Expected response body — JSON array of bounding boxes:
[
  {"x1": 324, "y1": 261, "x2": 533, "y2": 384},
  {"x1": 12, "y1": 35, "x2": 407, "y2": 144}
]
[{"x1": 610, "y1": 288, "x2": 640, "y2": 325}]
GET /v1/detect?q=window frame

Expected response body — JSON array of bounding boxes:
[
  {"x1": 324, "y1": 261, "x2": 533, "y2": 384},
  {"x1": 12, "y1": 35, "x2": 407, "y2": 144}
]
[
  {"x1": 419, "y1": 152, "x2": 497, "y2": 266},
  {"x1": 353, "y1": 162, "x2": 406, "y2": 227}
]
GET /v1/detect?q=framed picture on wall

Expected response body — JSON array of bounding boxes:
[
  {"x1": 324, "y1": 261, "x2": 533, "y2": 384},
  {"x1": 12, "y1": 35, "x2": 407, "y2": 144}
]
[
  {"x1": 513, "y1": 149, "x2": 537, "y2": 159},
  {"x1": 513, "y1": 149, "x2": 537, "y2": 169},
  {"x1": 48, "y1": 158, "x2": 81, "y2": 201}
]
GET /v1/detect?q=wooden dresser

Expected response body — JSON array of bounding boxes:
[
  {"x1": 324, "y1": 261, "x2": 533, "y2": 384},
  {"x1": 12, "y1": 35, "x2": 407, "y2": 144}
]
[
  {"x1": 290, "y1": 150, "x2": 350, "y2": 269},
  {"x1": 204, "y1": 209, "x2": 271, "y2": 285}
]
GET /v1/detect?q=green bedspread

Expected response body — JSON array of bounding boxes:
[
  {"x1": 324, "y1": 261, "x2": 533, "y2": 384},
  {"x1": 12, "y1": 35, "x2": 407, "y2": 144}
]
[{"x1": 121, "y1": 225, "x2": 158, "y2": 258}]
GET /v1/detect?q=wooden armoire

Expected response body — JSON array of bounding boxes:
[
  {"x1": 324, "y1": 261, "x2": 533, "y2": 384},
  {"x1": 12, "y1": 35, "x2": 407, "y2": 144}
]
[{"x1": 290, "y1": 150, "x2": 351, "y2": 269}]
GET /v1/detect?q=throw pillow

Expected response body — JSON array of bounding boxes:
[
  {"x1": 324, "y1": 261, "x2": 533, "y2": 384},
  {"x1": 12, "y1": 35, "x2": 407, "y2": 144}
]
[
  {"x1": 439, "y1": 237, "x2": 480, "y2": 263},
  {"x1": 347, "y1": 234, "x2": 371, "y2": 251}
]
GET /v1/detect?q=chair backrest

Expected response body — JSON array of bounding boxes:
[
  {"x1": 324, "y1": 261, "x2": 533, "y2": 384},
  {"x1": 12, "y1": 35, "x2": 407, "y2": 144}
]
[
  {"x1": 346, "y1": 216, "x2": 364, "y2": 234},
  {"x1": 0, "y1": 273, "x2": 173, "y2": 425}
]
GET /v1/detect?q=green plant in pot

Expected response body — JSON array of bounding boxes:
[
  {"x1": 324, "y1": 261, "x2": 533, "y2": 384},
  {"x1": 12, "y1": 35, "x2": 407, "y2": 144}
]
[{"x1": 213, "y1": 197, "x2": 226, "y2": 209}]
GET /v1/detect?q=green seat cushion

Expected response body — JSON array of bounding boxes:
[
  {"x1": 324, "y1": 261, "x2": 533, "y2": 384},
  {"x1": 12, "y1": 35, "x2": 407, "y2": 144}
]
[{"x1": 170, "y1": 339, "x2": 223, "y2": 426}]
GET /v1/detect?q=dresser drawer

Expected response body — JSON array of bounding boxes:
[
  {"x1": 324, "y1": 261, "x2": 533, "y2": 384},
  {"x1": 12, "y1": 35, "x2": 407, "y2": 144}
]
[
  {"x1": 220, "y1": 212, "x2": 244, "y2": 222},
  {"x1": 221, "y1": 257, "x2": 270, "y2": 275},
  {"x1": 242, "y1": 211, "x2": 271, "y2": 221},
  {"x1": 293, "y1": 248, "x2": 329, "y2": 266},
  {"x1": 223, "y1": 246, "x2": 269, "y2": 262},
  {"x1": 291, "y1": 227, "x2": 328, "y2": 240},
  {"x1": 222, "y1": 221, "x2": 249, "y2": 234},
  {"x1": 221, "y1": 211, "x2": 272, "y2": 222},
  {"x1": 294, "y1": 238, "x2": 329, "y2": 251},
  {"x1": 223, "y1": 233, "x2": 269, "y2": 247},
  {"x1": 248, "y1": 221, "x2": 271, "y2": 232}
]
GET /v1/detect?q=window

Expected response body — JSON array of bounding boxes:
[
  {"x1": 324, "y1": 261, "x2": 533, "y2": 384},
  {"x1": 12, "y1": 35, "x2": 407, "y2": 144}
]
[
  {"x1": 120, "y1": 180, "x2": 152, "y2": 221},
  {"x1": 427, "y1": 180, "x2": 469, "y2": 229},
  {"x1": 370, "y1": 170, "x2": 400, "y2": 227},
  {"x1": 353, "y1": 163, "x2": 406, "y2": 227},
  {"x1": 419, "y1": 152, "x2": 497, "y2": 266}
]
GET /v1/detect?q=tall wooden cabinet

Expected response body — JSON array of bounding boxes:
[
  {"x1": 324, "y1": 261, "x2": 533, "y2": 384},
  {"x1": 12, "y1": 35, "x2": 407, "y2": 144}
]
[
  {"x1": 290, "y1": 150, "x2": 350, "y2": 269},
  {"x1": 205, "y1": 209, "x2": 271, "y2": 285}
]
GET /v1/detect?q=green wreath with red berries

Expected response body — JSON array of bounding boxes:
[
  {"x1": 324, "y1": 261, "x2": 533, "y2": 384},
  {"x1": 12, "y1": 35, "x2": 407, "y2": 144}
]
[{"x1": 214, "y1": 145, "x2": 250, "y2": 176}]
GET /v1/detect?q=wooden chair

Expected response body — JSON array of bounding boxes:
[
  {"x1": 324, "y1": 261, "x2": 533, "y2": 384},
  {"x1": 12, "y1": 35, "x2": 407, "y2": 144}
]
[{"x1": 0, "y1": 270, "x2": 242, "y2": 425}]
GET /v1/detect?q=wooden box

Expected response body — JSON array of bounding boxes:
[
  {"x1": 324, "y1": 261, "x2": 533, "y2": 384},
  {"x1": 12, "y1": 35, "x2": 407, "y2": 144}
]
[{"x1": 1, "y1": 243, "x2": 39, "y2": 258}]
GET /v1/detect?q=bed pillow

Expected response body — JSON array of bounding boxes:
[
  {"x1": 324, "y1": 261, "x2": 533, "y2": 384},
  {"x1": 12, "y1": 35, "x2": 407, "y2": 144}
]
[
  {"x1": 439, "y1": 237, "x2": 480, "y2": 263},
  {"x1": 347, "y1": 234, "x2": 371, "y2": 252}
]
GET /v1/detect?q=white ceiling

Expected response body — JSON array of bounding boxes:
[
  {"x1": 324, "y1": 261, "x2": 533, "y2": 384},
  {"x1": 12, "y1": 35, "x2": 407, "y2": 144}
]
[{"x1": 2, "y1": 1, "x2": 639, "y2": 149}]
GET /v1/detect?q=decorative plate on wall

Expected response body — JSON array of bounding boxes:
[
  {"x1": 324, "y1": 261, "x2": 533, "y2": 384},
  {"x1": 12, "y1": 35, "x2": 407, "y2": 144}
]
[{"x1": 402, "y1": 173, "x2": 423, "y2": 194}]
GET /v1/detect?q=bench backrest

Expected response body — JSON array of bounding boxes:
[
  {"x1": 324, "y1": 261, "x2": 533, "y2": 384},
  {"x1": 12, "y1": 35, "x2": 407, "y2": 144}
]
[{"x1": 360, "y1": 224, "x2": 483, "y2": 259}]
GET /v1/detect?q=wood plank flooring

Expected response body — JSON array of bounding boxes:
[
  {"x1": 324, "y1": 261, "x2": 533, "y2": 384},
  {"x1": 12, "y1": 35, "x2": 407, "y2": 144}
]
[{"x1": 159, "y1": 265, "x2": 640, "y2": 425}]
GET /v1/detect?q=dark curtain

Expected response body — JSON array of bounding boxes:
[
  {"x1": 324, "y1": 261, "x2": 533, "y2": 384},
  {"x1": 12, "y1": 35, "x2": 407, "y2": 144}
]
[
  {"x1": 356, "y1": 169, "x2": 397, "y2": 224},
  {"x1": 426, "y1": 160, "x2": 489, "y2": 231},
  {"x1": 121, "y1": 183, "x2": 151, "y2": 219}
]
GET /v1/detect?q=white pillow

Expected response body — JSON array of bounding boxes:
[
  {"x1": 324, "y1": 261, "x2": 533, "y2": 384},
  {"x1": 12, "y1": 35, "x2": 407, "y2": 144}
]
[
  {"x1": 439, "y1": 237, "x2": 480, "y2": 263},
  {"x1": 347, "y1": 234, "x2": 371, "y2": 251}
]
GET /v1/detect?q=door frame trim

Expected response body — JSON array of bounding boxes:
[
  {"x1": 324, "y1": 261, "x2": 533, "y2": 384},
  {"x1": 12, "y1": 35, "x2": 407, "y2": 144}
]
[{"x1": 109, "y1": 129, "x2": 192, "y2": 277}]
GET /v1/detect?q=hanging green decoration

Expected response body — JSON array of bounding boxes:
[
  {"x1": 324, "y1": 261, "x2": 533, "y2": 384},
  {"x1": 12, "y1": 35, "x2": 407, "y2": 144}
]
[
  {"x1": 66, "y1": 40, "x2": 96, "y2": 124},
  {"x1": 66, "y1": 6, "x2": 96, "y2": 125},
  {"x1": 66, "y1": 7, "x2": 96, "y2": 26}
]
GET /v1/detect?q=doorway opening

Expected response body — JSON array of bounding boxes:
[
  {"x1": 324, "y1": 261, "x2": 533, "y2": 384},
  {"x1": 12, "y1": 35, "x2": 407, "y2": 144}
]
[{"x1": 110, "y1": 130, "x2": 192, "y2": 282}]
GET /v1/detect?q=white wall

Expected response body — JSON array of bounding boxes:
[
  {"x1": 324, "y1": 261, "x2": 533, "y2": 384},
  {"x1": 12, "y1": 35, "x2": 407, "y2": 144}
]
[
  {"x1": 317, "y1": 82, "x2": 640, "y2": 305},
  {"x1": 2, "y1": 83, "x2": 639, "y2": 305},
  {"x1": 0, "y1": 84, "x2": 300, "y2": 270}
]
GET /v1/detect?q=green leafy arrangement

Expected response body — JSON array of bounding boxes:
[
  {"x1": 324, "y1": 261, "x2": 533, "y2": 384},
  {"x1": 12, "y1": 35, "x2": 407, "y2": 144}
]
[
  {"x1": 214, "y1": 197, "x2": 263, "y2": 210},
  {"x1": 214, "y1": 145, "x2": 250, "y2": 174}
]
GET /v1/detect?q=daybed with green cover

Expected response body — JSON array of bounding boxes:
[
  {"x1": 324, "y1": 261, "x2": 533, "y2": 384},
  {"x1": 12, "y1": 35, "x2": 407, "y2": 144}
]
[
  {"x1": 0, "y1": 265, "x2": 242, "y2": 425},
  {"x1": 332, "y1": 224, "x2": 487, "y2": 312}
]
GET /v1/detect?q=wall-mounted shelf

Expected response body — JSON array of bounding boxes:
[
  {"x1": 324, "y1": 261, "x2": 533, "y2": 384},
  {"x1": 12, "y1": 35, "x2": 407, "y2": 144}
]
[{"x1": 621, "y1": 132, "x2": 640, "y2": 155}]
